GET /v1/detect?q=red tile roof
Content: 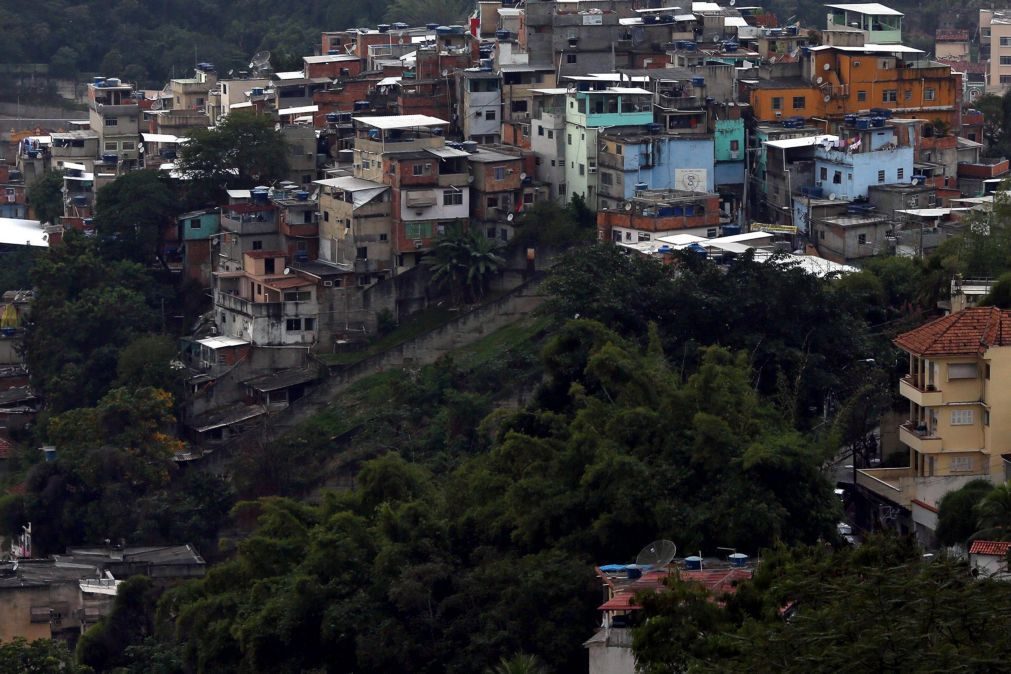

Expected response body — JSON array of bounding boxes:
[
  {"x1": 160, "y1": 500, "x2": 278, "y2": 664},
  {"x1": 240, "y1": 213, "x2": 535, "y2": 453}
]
[
  {"x1": 894, "y1": 307, "x2": 1011, "y2": 357},
  {"x1": 969, "y1": 540, "x2": 1011, "y2": 556},
  {"x1": 597, "y1": 568, "x2": 752, "y2": 611},
  {"x1": 936, "y1": 58, "x2": 988, "y2": 75},
  {"x1": 935, "y1": 29, "x2": 969, "y2": 42}
]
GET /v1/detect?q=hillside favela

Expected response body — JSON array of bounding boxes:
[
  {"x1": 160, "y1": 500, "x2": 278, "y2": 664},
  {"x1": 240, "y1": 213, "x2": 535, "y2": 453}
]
[{"x1": 5, "y1": 0, "x2": 1011, "y2": 671}]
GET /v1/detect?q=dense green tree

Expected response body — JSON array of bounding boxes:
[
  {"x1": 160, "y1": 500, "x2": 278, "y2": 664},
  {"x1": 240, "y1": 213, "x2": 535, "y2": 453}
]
[
  {"x1": 26, "y1": 170, "x2": 64, "y2": 225},
  {"x1": 22, "y1": 233, "x2": 163, "y2": 411},
  {"x1": 177, "y1": 110, "x2": 289, "y2": 193},
  {"x1": 979, "y1": 271, "x2": 1011, "y2": 308},
  {"x1": 634, "y1": 535, "x2": 1011, "y2": 673},
  {"x1": 423, "y1": 228, "x2": 505, "y2": 304},
  {"x1": 50, "y1": 46, "x2": 80, "y2": 79},
  {"x1": 975, "y1": 482, "x2": 1011, "y2": 541},
  {"x1": 114, "y1": 334, "x2": 184, "y2": 398},
  {"x1": 935, "y1": 479, "x2": 995, "y2": 547},
  {"x1": 0, "y1": 637, "x2": 91, "y2": 674},
  {"x1": 93, "y1": 170, "x2": 178, "y2": 266},
  {"x1": 78, "y1": 576, "x2": 161, "y2": 672}
]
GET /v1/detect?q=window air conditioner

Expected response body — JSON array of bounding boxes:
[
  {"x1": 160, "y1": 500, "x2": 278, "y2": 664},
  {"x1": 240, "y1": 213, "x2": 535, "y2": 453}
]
[{"x1": 323, "y1": 280, "x2": 334, "y2": 287}]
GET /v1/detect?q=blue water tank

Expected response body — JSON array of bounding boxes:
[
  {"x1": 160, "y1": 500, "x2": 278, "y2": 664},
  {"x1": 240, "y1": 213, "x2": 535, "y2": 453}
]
[
  {"x1": 355, "y1": 100, "x2": 371, "y2": 111},
  {"x1": 643, "y1": 14, "x2": 659, "y2": 24},
  {"x1": 326, "y1": 112, "x2": 339, "y2": 123},
  {"x1": 496, "y1": 29, "x2": 511, "y2": 41},
  {"x1": 435, "y1": 25, "x2": 451, "y2": 35},
  {"x1": 856, "y1": 117, "x2": 871, "y2": 129},
  {"x1": 392, "y1": 22, "x2": 409, "y2": 30},
  {"x1": 684, "y1": 556, "x2": 703, "y2": 570},
  {"x1": 378, "y1": 23, "x2": 391, "y2": 33},
  {"x1": 635, "y1": 181, "x2": 648, "y2": 192},
  {"x1": 658, "y1": 206, "x2": 674, "y2": 217},
  {"x1": 72, "y1": 195, "x2": 88, "y2": 206},
  {"x1": 844, "y1": 114, "x2": 857, "y2": 125},
  {"x1": 626, "y1": 566, "x2": 643, "y2": 579},
  {"x1": 101, "y1": 153, "x2": 118, "y2": 163},
  {"x1": 426, "y1": 22, "x2": 439, "y2": 30},
  {"x1": 251, "y1": 87, "x2": 264, "y2": 96},
  {"x1": 295, "y1": 191, "x2": 309, "y2": 201},
  {"x1": 722, "y1": 224, "x2": 741, "y2": 236},
  {"x1": 871, "y1": 116, "x2": 885, "y2": 127},
  {"x1": 692, "y1": 76, "x2": 705, "y2": 87},
  {"x1": 648, "y1": 122, "x2": 662, "y2": 134}
]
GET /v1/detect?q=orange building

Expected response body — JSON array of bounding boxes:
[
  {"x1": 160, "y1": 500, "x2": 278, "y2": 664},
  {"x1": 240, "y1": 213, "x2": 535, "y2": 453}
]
[{"x1": 742, "y1": 44, "x2": 962, "y2": 127}]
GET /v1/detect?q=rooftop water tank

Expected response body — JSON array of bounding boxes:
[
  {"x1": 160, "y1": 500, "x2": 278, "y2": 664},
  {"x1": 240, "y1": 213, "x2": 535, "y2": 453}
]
[
  {"x1": 435, "y1": 25, "x2": 451, "y2": 35},
  {"x1": 378, "y1": 23, "x2": 391, "y2": 33},
  {"x1": 635, "y1": 181, "x2": 648, "y2": 192},
  {"x1": 691, "y1": 76, "x2": 705, "y2": 87},
  {"x1": 496, "y1": 29, "x2": 511, "y2": 41},
  {"x1": 106, "y1": 77, "x2": 122, "y2": 87},
  {"x1": 101, "y1": 153, "x2": 118, "y2": 163},
  {"x1": 684, "y1": 556, "x2": 703, "y2": 570},
  {"x1": 295, "y1": 191, "x2": 310, "y2": 201},
  {"x1": 461, "y1": 140, "x2": 479, "y2": 153},
  {"x1": 251, "y1": 87, "x2": 264, "y2": 96},
  {"x1": 92, "y1": 77, "x2": 106, "y2": 86},
  {"x1": 326, "y1": 112, "x2": 339, "y2": 123},
  {"x1": 729, "y1": 553, "x2": 749, "y2": 567},
  {"x1": 426, "y1": 22, "x2": 439, "y2": 30},
  {"x1": 392, "y1": 22, "x2": 409, "y2": 30},
  {"x1": 647, "y1": 122, "x2": 662, "y2": 134},
  {"x1": 354, "y1": 100, "x2": 371, "y2": 111}
]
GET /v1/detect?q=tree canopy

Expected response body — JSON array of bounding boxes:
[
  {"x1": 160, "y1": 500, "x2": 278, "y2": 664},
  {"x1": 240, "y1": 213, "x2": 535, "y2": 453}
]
[
  {"x1": 93, "y1": 169, "x2": 178, "y2": 266},
  {"x1": 177, "y1": 110, "x2": 289, "y2": 194}
]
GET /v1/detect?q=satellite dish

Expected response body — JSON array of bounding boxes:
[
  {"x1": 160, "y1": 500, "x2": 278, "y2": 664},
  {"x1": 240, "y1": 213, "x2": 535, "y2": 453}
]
[
  {"x1": 823, "y1": 63, "x2": 831, "y2": 71},
  {"x1": 828, "y1": 192, "x2": 837, "y2": 200},
  {"x1": 730, "y1": 0, "x2": 735, "y2": 5},
  {"x1": 506, "y1": 212, "x2": 515, "y2": 222},
  {"x1": 816, "y1": 76, "x2": 823, "y2": 84},
  {"x1": 519, "y1": 171, "x2": 527, "y2": 180},
  {"x1": 467, "y1": 175, "x2": 475, "y2": 183},
  {"x1": 824, "y1": 94, "x2": 831, "y2": 102},
  {"x1": 283, "y1": 267, "x2": 291, "y2": 274},
  {"x1": 624, "y1": 201, "x2": 632, "y2": 211},
  {"x1": 631, "y1": 26, "x2": 646, "y2": 46},
  {"x1": 636, "y1": 540, "x2": 677, "y2": 569},
  {"x1": 441, "y1": 69, "x2": 449, "y2": 77},
  {"x1": 249, "y1": 50, "x2": 272, "y2": 73}
]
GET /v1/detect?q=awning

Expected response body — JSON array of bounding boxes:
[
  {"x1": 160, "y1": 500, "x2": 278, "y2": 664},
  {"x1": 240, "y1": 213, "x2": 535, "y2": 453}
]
[
  {"x1": 0, "y1": 218, "x2": 50, "y2": 248},
  {"x1": 377, "y1": 77, "x2": 402, "y2": 87},
  {"x1": 352, "y1": 114, "x2": 448, "y2": 129},
  {"x1": 141, "y1": 133, "x2": 182, "y2": 143},
  {"x1": 61, "y1": 161, "x2": 87, "y2": 172},
  {"x1": 279, "y1": 104, "x2": 318, "y2": 116},
  {"x1": 230, "y1": 101, "x2": 253, "y2": 109},
  {"x1": 189, "y1": 403, "x2": 266, "y2": 433},
  {"x1": 427, "y1": 147, "x2": 471, "y2": 159}
]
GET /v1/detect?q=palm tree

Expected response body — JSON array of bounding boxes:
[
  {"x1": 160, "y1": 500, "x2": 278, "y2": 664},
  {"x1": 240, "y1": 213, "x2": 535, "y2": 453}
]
[
  {"x1": 975, "y1": 482, "x2": 1011, "y2": 541},
  {"x1": 423, "y1": 228, "x2": 504, "y2": 304},
  {"x1": 485, "y1": 653, "x2": 549, "y2": 674}
]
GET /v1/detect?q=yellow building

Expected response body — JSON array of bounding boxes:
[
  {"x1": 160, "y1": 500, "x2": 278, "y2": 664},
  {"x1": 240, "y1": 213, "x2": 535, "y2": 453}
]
[{"x1": 857, "y1": 307, "x2": 1011, "y2": 542}]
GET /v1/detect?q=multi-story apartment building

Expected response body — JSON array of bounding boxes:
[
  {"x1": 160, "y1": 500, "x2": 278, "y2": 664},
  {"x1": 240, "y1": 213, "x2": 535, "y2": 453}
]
[
  {"x1": 825, "y1": 3, "x2": 903, "y2": 44},
  {"x1": 87, "y1": 77, "x2": 142, "y2": 170},
  {"x1": 987, "y1": 10, "x2": 1011, "y2": 92},
  {"x1": 857, "y1": 307, "x2": 1011, "y2": 543},
  {"x1": 530, "y1": 88, "x2": 568, "y2": 199}
]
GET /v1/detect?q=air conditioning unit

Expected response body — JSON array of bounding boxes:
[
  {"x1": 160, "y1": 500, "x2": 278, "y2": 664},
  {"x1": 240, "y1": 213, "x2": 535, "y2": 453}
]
[
  {"x1": 323, "y1": 280, "x2": 334, "y2": 287},
  {"x1": 815, "y1": 180, "x2": 823, "y2": 187},
  {"x1": 588, "y1": 167, "x2": 597, "y2": 173},
  {"x1": 413, "y1": 240, "x2": 423, "y2": 248}
]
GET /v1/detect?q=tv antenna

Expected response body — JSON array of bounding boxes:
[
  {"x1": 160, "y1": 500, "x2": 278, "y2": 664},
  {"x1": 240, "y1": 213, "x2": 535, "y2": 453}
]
[{"x1": 636, "y1": 539, "x2": 677, "y2": 570}]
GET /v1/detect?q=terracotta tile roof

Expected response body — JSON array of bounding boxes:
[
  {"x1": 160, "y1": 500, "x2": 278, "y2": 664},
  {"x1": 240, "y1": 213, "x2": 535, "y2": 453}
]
[
  {"x1": 969, "y1": 540, "x2": 1011, "y2": 556},
  {"x1": 935, "y1": 29, "x2": 969, "y2": 42},
  {"x1": 893, "y1": 307, "x2": 1011, "y2": 357},
  {"x1": 597, "y1": 568, "x2": 752, "y2": 611},
  {"x1": 936, "y1": 58, "x2": 988, "y2": 74}
]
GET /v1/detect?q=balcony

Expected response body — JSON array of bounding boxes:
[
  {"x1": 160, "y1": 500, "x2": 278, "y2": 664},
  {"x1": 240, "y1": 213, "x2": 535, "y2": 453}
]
[
  {"x1": 215, "y1": 291, "x2": 283, "y2": 319},
  {"x1": 597, "y1": 152, "x2": 628, "y2": 171},
  {"x1": 899, "y1": 422, "x2": 943, "y2": 453},
  {"x1": 221, "y1": 209, "x2": 278, "y2": 236},
  {"x1": 856, "y1": 467, "x2": 914, "y2": 507},
  {"x1": 899, "y1": 376, "x2": 943, "y2": 407}
]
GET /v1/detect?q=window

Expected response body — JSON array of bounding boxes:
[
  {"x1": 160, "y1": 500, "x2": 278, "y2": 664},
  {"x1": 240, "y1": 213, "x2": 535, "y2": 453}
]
[
  {"x1": 820, "y1": 167, "x2": 828, "y2": 181},
  {"x1": 833, "y1": 170, "x2": 842, "y2": 184},
  {"x1": 251, "y1": 240, "x2": 263, "y2": 250},
  {"x1": 615, "y1": 144, "x2": 623, "y2": 155},
  {"x1": 857, "y1": 233, "x2": 867, "y2": 245},
  {"x1": 984, "y1": 410, "x2": 991, "y2": 426},
  {"x1": 304, "y1": 318, "x2": 315, "y2": 331},
  {"x1": 285, "y1": 318, "x2": 303, "y2": 331},
  {"x1": 706, "y1": 228, "x2": 718, "y2": 238},
  {"x1": 986, "y1": 363, "x2": 991, "y2": 379},
  {"x1": 357, "y1": 246, "x2": 368, "y2": 259},
  {"x1": 566, "y1": 53, "x2": 577, "y2": 63},
  {"x1": 730, "y1": 140, "x2": 739, "y2": 152},
  {"x1": 1001, "y1": 37, "x2": 1011, "y2": 46},
  {"x1": 405, "y1": 223, "x2": 432, "y2": 239},
  {"x1": 771, "y1": 97, "x2": 783, "y2": 110},
  {"x1": 537, "y1": 125, "x2": 544, "y2": 136},
  {"x1": 857, "y1": 90, "x2": 867, "y2": 102},
  {"x1": 283, "y1": 291, "x2": 312, "y2": 301},
  {"x1": 104, "y1": 117, "x2": 118, "y2": 126},
  {"x1": 948, "y1": 363, "x2": 979, "y2": 379},
  {"x1": 877, "y1": 169, "x2": 885, "y2": 183},
  {"x1": 792, "y1": 96, "x2": 806, "y2": 109},
  {"x1": 189, "y1": 218, "x2": 201, "y2": 229},
  {"x1": 412, "y1": 163, "x2": 430, "y2": 176},
  {"x1": 819, "y1": 229, "x2": 825, "y2": 240},
  {"x1": 494, "y1": 167, "x2": 506, "y2": 180},
  {"x1": 265, "y1": 258, "x2": 275, "y2": 274},
  {"x1": 323, "y1": 211, "x2": 329, "y2": 222},
  {"x1": 882, "y1": 89, "x2": 897, "y2": 102},
  {"x1": 547, "y1": 130, "x2": 554, "y2": 139},
  {"x1": 256, "y1": 283, "x2": 262, "y2": 295},
  {"x1": 487, "y1": 196, "x2": 498, "y2": 208},
  {"x1": 600, "y1": 172, "x2": 613, "y2": 185},
  {"x1": 897, "y1": 168, "x2": 904, "y2": 180},
  {"x1": 1002, "y1": 75, "x2": 1011, "y2": 84},
  {"x1": 950, "y1": 409, "x2": 975, "y2": 426},
  {"x1": 924, "y1": 88, "x2": 936, "y2": 101},
  {"x1": 443, "y1": 189, "x2": 463, "y2": 205},
  {"x1": 104, "y1": 142, "x2": 118, "y2": 151},
  {"x1": 523, "y1": 192, "x2": 533, "y2": 204},
  {"x1": 1002, "y1": 57, "x2": 1011, "y2": 65},
  {"x1": 567, "y1": 133, "x2": 572, "y2": 145},
  {"x1": 121, "y1": 141, "x2": 135, "y2": 150},
  {"x1": 550, "y1": 160, "x2": 556, "y2": 166},
  {"x1": 638, "y1": 232, "x2": 651, "y2": 242},
  {"x1": 950, "y1": 456, "x2": 974, "y2": 472},
  {"x1": 486, "y1": 110, "x2": 496, "y2": 121},
  {"x1": 379, "y1": 233, "x2": 388, "y2": 241},
  {"x1": 579, "y1": 163, "x2": 585, "y2": 176},
  {"x1": 487, "y1": 227, "x2": 497, "y2": 238}
]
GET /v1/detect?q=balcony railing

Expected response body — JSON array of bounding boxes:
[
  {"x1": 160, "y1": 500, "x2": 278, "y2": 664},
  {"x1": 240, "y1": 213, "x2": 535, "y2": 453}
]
[
  {"x1": 899, "y1": 422, "x2": 943, "y2": 453},
  {"x1": 856, "y1": 466, "x2": 913, "y2": 506},
  {"x1": 898, "y1": 376, "x2": 943, "y2": 407}
]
